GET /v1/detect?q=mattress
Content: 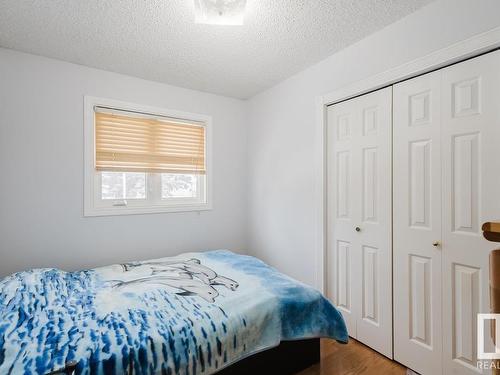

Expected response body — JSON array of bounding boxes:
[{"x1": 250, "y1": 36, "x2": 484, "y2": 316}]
[{"x1": 0, "y1": 250, "x2": 348, "y2": 374}]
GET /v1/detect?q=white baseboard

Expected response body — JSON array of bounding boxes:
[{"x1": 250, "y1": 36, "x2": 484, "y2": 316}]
[{"x1": 406, "y1": 369, "x2": 420, "y2": 375}]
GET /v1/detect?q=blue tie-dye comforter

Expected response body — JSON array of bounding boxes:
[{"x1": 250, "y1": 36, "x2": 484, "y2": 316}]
[{"x1": 0, "y1": 250, "x2": 348, "y2": 374}]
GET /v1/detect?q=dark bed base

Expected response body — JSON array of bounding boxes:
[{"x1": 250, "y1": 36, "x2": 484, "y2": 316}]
[
  {"x1": 47, "y1": 338, "x2": 320, "y2": 375},
  {"x1": 217, "y1": 338, "x2": 320, "y2": 375}
]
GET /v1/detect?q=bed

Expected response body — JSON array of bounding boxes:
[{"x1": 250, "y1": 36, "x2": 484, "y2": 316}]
[{"x1": 0, "y1": 250, "x2": 348, "y2": 374}]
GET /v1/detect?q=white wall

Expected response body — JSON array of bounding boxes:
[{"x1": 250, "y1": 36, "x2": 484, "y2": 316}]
[
  {"x1": 247, "y1": 0, "x2": 500, "y2": 287},
  {"x1": 0, "y1": 48, "x2": 247, "y2": 277}
]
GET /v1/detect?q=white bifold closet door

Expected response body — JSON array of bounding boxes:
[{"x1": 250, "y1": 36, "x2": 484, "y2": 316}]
[
  {"x1": 394, "y1": 50, "x2": 500, "y2": 375},
  {"x1": 327, "y1": 87, "x2": 393, "y2": 359},
  {"x1": 393, "y1": 70, "x2": 443, "y2": 375}
]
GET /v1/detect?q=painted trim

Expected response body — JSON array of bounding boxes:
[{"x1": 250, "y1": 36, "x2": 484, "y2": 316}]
[
  {"x1": 315, "y1": 26, "x2": 500, "y2": 293},
  {"x1": 314, "y1": 96, "x2": 327, "y2": 293},
  {"x1": 322, "y1": 26, "x2": 500, "y2": 106},
  {"x1": 83, "y1": 95, "x2": 213, "y2": 217}
]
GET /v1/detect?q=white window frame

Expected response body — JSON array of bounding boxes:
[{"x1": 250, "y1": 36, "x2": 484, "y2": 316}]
[{"x1": 84, "y1": 96, "x2": 213, "y2": 217}]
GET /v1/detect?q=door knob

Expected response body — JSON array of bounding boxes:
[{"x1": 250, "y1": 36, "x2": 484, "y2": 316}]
[
  {"x1": 433, "y1": 241, "x2": 441, "y2": 247},
  {"x1": 355, "y1": 226, "x2": 361, "y2": 232}
]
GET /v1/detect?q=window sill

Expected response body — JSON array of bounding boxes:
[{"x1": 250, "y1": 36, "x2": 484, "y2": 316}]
[{"x1": 84, "y1": 202, "x2": 212, "y2": 217}]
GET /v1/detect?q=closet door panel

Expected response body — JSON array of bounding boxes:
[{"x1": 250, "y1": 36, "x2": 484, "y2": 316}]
[
  {"x1": 354, "y1": 87, "x2": 393, "y2": 359},
  {"x1": 393, "y1": 71, "x2": 443, "y2": 375},
  {"x1": 441, "y1": 50, "x2": 500, "y2": 375},
  {"x1": 327, "y1": 87, "x2": 392, "y2": 359},
  {"x1": 327, "y1": 99, "x2": 360, "y2": 337}
]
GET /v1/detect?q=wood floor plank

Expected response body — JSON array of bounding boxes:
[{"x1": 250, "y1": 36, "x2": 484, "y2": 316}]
[{"x1": 296, "y1": 338, "x2": 407, "y2": 375}]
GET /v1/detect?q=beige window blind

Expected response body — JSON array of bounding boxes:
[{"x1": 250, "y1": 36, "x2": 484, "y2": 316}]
[{"x1": 94, "y1": 108, "x2": 206, "y2": 174}]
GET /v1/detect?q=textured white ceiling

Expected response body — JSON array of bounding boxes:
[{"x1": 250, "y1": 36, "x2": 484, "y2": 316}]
[{"x1": 0, "y1": 0, "x2": 433, "y2": 99}]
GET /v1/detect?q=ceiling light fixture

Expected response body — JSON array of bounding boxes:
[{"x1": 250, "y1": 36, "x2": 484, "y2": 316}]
[{"x1": 194, "y1": 0, "x2": 247, "y2": 26}]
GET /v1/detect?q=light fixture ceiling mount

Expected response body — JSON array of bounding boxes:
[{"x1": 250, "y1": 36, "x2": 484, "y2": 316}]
[{"x1": 194, "y1": 0, "x2": 247, "y2": 26}]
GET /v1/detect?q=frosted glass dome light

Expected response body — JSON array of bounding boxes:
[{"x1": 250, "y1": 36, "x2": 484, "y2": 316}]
[{"x1": 194, "y1": 0, "x2": 247, "y2": 25}]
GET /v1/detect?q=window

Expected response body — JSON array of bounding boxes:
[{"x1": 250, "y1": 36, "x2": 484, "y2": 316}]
[{"x1": 84, "y1": 97, "x2": 212, "y2": 216}]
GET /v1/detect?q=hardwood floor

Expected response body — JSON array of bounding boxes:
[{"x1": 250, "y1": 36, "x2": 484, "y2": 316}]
[{"x1": 297, "y1": 338, "x2": 407, "y2": 375}]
